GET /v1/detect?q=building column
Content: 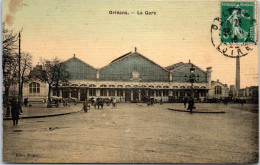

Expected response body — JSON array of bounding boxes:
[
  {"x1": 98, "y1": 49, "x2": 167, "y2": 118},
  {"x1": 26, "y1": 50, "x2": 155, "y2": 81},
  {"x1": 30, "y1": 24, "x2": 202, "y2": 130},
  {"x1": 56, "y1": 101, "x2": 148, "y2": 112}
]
[
  {"x1": 59, "y1": 89, "x2": 62, "y2": 97},
  {"x1": 78, "y1": 89, "x2": 81, "y2": 100},
  {"x1": 69, "y1": 89, "x2": 71, "y2": 98},
  {"x1": 161, "y1": 90, "x2": 163, "y2": 97},
  {"x1": 138, "y1": 90, "x2": 141, "y2": 101},
  {"x1": 123, "y1": 90, "x2": 126, "y2": 102},
  {"x1": 115, "y1": 89, "x2": 117, "y2": 97},
  {"x1": 86, "y1": 88, "x2": 89, "y2": 99},
  {"x1": 169, "y1": 90, "x2": 173, "y2": 96},
  {"x1": 154, "y1": 90, "x2": 156, "y2": 98},
  {"x1": 131, "y1": 90, "x2": 133, "y2": 101},
  {"x1": 107, "y1": 89, "x2": 109, "y2": 97},
  {"x1": 96, "y1": 89, "x2": 100, "y2": 97}
]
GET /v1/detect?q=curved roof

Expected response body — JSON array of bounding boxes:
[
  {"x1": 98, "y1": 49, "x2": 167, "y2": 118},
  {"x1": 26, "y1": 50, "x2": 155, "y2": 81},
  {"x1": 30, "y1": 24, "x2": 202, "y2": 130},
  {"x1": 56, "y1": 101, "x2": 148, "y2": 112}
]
[{"x1": 100, "y1": 51, "x2": 169, "y2": 72}]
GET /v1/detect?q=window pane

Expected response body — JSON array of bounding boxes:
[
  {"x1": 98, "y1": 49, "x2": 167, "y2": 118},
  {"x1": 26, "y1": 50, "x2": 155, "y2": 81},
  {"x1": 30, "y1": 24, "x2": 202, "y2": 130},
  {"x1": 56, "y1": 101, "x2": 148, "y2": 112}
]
[
  {"x1": 109, "y1": 90, "x2": 115, "y2": 96},
  {"x1": 33, "y1": 88, "x2": 36, "y2": 93},
  {"x1": 29, "y1": 88, "x2": 32, "y2": 93},
  {"x1": 37, "y1": 87, "x2": 40, "y2": 93},
  {"x1": 100, "y1": 89, "x2": 104, "y2": 96}
]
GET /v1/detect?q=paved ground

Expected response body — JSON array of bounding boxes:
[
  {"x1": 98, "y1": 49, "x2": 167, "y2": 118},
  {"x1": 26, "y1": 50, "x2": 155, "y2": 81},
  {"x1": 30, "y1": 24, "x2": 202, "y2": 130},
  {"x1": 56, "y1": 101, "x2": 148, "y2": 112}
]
[
  {"x1": 2, "y1": 103, "x2": 258, "y2": 163},
  {"x1": 3, "y1": 103, "x2": 81, "y2": 119}
]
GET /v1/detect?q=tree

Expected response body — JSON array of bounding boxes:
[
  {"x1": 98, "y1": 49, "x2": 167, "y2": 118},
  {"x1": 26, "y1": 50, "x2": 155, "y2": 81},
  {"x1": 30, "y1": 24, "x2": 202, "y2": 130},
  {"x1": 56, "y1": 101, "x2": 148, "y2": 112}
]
[
  {"x1": 39, "y1": 57, "x2": 70, "y2": 107},
  {"x1": 52, "y1": 58, "x2": 70, "y2": 97},
  {"x1": 19, "y1": 52, "x2": 32, "y2": 101},
  {"x1": 3, "y1": 23, "x2": 18, "y2": 71},
  {"x1": 2, "y1": 22, "x2": 18, "y2": 109}
]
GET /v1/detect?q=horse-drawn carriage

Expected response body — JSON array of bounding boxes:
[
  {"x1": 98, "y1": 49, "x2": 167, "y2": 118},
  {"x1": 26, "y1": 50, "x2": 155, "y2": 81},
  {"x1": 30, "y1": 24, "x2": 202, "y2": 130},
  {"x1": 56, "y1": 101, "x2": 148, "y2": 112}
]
[
  {"x1": 147, "y1": 98, "x2": 156, "y2": 106},
  {"x1": 69, "y1": 97, "x2": 78, "y2": 105},
  {"x1": 92, "y1": 98, "x2": 104, "y2": 109},
  {"x1": 48, "y1": 96, "x2": 62, "y2": 108}
]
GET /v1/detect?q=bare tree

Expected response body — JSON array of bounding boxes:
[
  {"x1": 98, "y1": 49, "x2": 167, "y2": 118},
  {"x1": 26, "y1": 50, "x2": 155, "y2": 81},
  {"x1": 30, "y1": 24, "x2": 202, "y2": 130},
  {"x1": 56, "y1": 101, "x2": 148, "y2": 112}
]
[
  {"x1": 52, "y1": 58, "x2": 70, "y2": 97},
  {"x1": 19, "y1": 52, "x2": 32, "y2": 101},
  {"x1": 3, "y1": 23, "x2": 18, "y2": 71},
  {"x1": 2, "y1": 22, "x2": 18, "y2": 110},
  {"x1": 39, "y1": 57, "x2": 70, "y2": 107}
]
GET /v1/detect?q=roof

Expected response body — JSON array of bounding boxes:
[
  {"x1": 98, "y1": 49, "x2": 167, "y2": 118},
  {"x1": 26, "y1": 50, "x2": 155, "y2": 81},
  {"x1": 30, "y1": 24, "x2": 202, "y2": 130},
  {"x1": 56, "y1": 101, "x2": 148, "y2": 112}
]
[
  {"x1": 62, "y1": 56, "x2": 97, "y2": 71},
  {"x1": 100, "y1": 51, "x2": 170, "y2": 72},
  {"x1": 110, "y1": 52, "x2": 132, "y2": 64},
  {"x1": 166, "y1": 62, "x2": 207, "y2": 74},
  {"x1": 165, "y1": 62, "x2": 185, "y2": 71},
  {"x1": 211, "y1": 80, "x2": 228, "y2": 87}
]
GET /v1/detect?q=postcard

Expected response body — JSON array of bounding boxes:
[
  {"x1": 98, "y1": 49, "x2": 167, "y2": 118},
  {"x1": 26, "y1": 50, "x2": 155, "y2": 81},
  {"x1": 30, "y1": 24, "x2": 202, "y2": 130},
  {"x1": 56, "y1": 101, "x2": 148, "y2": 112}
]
[{"x1": 2, "y1": 0, "x2": 259, "y2": 163}]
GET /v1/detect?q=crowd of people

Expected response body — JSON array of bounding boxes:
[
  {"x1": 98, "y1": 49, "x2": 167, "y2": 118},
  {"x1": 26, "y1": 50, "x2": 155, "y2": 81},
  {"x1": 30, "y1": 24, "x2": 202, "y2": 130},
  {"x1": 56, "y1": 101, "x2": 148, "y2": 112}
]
[
  {"x1": 82, "y1": 97, "x2": 117, "y2": 112},
  {"x1": 7, "y1": 95, "x2": 252, "y2": 126}
]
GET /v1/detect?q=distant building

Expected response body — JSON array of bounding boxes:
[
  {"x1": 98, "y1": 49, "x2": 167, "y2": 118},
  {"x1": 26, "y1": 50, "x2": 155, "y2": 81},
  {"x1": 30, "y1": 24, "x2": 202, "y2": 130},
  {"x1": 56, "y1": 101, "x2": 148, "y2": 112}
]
[
  {"x1": 229, "y1": 85, "x2": 236, "y2": 97},
  {"x1": 23, "y1": 65, "x2": 49, "y2": 102},
  {"x1": 23, "y1": 50, "x2": 231, "y2": 102},
  {"x1": 208, "y1": 79, "x2": 229, "y2": 99},
  {"x1": 237, "y1": 86, "x2": 258, "y2": 103}
]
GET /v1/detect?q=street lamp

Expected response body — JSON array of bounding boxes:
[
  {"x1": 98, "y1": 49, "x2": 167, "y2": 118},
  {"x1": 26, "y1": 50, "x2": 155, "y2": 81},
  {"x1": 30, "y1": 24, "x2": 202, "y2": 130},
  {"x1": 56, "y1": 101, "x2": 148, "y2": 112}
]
[{"x1": 185, "y1": 64, "x2": 200, "y2": 112}]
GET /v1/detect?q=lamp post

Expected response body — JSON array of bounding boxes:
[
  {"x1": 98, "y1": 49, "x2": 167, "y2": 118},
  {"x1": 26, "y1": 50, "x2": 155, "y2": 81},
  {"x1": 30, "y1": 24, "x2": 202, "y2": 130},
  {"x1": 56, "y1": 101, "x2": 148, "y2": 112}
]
[{"x1": 185, "y1": 63, "x2": 200, "y2": 112}]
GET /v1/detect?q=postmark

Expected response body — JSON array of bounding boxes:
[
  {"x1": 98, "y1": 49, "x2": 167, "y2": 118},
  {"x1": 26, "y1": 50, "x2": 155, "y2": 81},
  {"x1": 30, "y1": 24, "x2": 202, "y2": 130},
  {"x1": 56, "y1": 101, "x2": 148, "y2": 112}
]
[{"x1": 211, "y1": 1, "x2": 257, "y2": 58}]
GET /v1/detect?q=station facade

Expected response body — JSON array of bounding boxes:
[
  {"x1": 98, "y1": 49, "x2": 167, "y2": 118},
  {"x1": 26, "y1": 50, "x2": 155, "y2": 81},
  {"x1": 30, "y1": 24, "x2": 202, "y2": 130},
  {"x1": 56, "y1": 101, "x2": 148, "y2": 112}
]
[{"x1": 23, "y1": 50, "x2": 229, "y2": 102}]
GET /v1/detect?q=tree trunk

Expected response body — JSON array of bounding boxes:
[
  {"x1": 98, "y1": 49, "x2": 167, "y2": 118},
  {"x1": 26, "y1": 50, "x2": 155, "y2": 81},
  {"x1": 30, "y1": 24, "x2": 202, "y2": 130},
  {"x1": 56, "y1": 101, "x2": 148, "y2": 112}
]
[
  {"x1": 20, "y1": 68, "x2": 26, "y2": 103},
  {"x1": 47, "y1": 84, "x2": 52, "y2": 108},
  {"x1": 4, "y1": 84, "x2": 11, "y2": 116},
  {"x1": 4, "y1": 84, "x2": 10, "y2": 106},
  {"x1": 56, "y1": 83, "x2": 59, "y2": 97},
  {"x1": 20, "y1": 79, "x2": 24, "y2": 103}
]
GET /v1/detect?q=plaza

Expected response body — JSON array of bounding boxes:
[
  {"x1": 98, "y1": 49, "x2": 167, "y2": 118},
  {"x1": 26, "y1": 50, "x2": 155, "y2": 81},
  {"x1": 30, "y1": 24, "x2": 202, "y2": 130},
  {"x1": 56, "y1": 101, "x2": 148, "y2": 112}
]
[{"x1": 3, "y1": 103, "x2": 258, "y2": 163}]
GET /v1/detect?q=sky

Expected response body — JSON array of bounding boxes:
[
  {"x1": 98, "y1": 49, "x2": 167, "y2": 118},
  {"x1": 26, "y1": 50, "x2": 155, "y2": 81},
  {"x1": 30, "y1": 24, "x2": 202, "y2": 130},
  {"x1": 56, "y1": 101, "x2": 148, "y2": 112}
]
[{"x1": 2, "y1": 0, "x2": 259, "y2": 88}]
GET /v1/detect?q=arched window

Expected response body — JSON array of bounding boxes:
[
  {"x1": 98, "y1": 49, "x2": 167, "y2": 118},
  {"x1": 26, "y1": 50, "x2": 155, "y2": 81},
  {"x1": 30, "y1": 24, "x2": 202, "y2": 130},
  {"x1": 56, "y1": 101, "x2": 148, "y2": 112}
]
[
  {"x1": 109, "y1": 85, "x2": 115, "y2": 88},
  {"x1": 29, "y1": 82, "x2": 40, "y2": 94},
  {"x1": 214, "y1": 86, "x2": 222, "y2": 95}
]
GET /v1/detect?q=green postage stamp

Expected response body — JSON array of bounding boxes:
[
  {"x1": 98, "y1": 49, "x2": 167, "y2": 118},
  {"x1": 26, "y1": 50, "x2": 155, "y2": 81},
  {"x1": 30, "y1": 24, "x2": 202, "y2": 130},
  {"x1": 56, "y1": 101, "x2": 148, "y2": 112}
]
[{"x1": 221, "y1": 2, "x2": 255, "y2": 44}]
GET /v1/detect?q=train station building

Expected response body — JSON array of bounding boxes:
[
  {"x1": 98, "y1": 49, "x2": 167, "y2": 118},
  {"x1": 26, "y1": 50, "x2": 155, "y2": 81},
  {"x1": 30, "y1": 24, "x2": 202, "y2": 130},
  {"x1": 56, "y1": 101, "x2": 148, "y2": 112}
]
[{"x1": 23, "y1": 49, "x2": 229, "y2": 102}]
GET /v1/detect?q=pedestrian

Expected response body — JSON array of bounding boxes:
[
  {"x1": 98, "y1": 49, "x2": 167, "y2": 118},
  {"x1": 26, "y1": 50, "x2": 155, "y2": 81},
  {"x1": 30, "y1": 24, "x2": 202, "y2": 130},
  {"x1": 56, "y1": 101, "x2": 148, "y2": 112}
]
[
  {"x1": 187, "y1": 98, "x2": 194, "y2": 113},
  {"x1": 112, "y1": 98, "x2": 117, "y2": 108},
  {"x1": 100, "y1": 99, "x2": 104, "y2": 109},
  {"x1": 184, "y1": 98, "x2": 187, "y2": 108},
  {"x1": 160, "y1": 98, "x2": 163, "y2": 105},
  {"x1": 224, "y1": 98, "x2": 228, "y2": 106},
  {"x1": 241, "y1": 99, "x2": 244, "y2": 106},
  {"x1": 82, "y1": 100, "x2": 90, "y2": 112},
  {"x1": 24, "y1": 98, "x2": 28, "y2": 107},
  {"x1": 11, "y1": 99, "x2": 21, "y2": 126}
]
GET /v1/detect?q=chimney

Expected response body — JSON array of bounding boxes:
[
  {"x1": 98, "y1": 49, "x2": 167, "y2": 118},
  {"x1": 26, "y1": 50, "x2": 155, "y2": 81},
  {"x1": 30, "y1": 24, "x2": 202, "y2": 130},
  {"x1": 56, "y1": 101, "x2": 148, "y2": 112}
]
[
  {"x1": 236, "y1": 56, "x2": 240, "y2": 90},
  {"x1": 206, "y1": 67, "x2": 212, "y2": 89}
]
